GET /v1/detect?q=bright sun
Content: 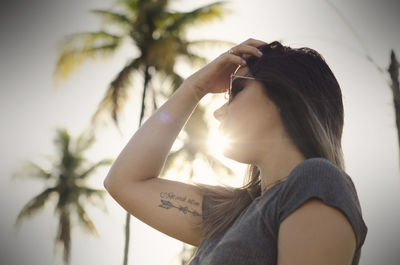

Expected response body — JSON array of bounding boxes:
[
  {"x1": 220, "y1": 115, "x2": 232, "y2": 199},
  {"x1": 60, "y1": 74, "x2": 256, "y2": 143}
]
[
  {"x1": 207, "y1": 126, "x2": 230, "y2": 157},
  {"x1": 205, "y1": 95, "x2": 232, "y2": 160}
]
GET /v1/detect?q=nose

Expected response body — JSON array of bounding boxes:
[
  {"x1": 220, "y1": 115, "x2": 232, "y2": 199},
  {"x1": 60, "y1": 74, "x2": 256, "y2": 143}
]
[{"x1": 213, "y1": 103, "x2": 227, "y2": 122}]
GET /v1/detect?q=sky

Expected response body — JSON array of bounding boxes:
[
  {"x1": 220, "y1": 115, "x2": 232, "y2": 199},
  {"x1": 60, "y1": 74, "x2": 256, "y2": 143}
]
[{"x1": 1, "y1": 0, "x2": 400, "y2": 264}]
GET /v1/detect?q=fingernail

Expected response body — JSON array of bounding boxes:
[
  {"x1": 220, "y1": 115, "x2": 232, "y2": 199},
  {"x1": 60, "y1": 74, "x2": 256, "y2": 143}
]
[
  {"x1": 242, "y1": 59, "x2": 247, "y2": 65},
  {"x1": 258, "y1": 50, "x2": 263, "y2": 56}
]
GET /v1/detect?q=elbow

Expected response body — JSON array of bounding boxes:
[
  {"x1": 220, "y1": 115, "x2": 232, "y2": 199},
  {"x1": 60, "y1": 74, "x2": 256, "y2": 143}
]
[
  {"x1": 103, "y1": 174, "x2": 114, "y2": 194},
  {"x1": 103, "y1": 170, "x2": 150, "y2": 195},
  {"x1": 103, "y1": 172, "x2": 131, "y2": 195}
]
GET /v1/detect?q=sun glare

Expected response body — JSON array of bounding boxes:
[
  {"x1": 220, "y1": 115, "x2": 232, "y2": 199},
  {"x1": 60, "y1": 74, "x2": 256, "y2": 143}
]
[{"x1": 207, "y1": 127, "x2": 230, "y2": 157}]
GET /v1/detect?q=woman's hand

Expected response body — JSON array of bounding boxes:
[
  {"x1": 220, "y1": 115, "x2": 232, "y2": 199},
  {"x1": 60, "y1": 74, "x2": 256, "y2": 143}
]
[{"x1": 185, "y1": 38, "x2": 266, "y2": 98}]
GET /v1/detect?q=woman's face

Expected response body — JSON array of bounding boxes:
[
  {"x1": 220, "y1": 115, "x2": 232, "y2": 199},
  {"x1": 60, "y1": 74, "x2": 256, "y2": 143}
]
[{"x1": 213, "y1": 66, "x2": 287, "y2": 164}]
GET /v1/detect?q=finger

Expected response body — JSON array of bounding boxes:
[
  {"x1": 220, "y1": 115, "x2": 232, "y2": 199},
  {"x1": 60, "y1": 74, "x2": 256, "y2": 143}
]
[
  {"x1": 230, "y1": 44, "x2": 263, "y2": 58},
  {"x1": 224, "y1": 53, "x2": 247, "y2": 66},
  {"x1": 242, "y1": 38, "x2": 267, "y2": 48},
  {"x1": 241, "y1": 53, "x2": 256, "y2": 60}
]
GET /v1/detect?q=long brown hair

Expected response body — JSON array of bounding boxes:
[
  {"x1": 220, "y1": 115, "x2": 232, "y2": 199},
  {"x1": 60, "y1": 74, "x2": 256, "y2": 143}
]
[{"x1": 197, "y1": 41, "x2": 345, "y2": 241}]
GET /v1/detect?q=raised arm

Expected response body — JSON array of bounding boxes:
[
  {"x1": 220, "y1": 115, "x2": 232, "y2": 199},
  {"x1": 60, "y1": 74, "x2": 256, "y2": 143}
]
[
  {"x1": 104, "y1": 81, "x2": 207, "y2": 245},
  {"x1": 104, "y1": 38, "x2": 265, "y2": 246}
]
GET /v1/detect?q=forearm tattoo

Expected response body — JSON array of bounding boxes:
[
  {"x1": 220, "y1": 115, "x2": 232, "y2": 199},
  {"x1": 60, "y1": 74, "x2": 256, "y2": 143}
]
[{"x1": 159, "y1": 192, "x2": 201, "y2": 217}]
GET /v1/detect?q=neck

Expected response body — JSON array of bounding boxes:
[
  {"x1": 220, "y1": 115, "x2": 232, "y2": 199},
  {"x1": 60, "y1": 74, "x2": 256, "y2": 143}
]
[{"x1": 257, "y1": 139, "x2": 306, "y2": 193}]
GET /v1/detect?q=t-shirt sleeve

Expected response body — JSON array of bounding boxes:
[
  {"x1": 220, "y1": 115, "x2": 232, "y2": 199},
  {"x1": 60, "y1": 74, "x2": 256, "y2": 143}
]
[{"x1": 278, "y1": 158, "x2": 368, "y2": 249}]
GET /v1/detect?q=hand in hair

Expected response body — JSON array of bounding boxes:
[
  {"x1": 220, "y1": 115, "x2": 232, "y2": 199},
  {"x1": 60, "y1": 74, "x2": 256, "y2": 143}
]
[{"x1": 185, "y1": 38, "x2": 266, "y2": 98}]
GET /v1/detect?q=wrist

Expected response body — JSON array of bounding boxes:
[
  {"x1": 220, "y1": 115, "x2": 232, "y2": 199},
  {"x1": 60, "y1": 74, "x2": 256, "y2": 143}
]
[{"x1": 182, "y1": 79, "x2": 207, "y2": 101}]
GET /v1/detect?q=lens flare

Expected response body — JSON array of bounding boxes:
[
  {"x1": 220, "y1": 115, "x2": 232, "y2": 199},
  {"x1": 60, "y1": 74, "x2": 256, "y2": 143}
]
[{"x1": 208, "y1": 127, "x2": 231, "y2": 155}]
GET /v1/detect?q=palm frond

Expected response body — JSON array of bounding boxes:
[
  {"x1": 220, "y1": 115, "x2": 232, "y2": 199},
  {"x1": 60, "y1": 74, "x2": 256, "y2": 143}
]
[
  {"x1": 159, "y1": 71, "x2": 184, "y2": 94},
  {"x1": 76, "y1": 159, "x2": 114, "y2": 179},
  {"x1": 165, "y1": 2, "x2": 228, "y2": 34},
  {"x1": 54, "y1": 128, "x2": 83, "y2": 174},
  {"x1": 188, "y1": 39, "x2": 237, "y2": 49},
  {"x1": 78, "y1": 187, "x2": 106, "y2": 198},
  {"x1": 170, "y1": 72, "x2": 184, "y2": 93},
  {"x1": 15, "y1": 187, "x2": 57, "y2": 228},
  {"x1": 74, "y1": 127, "x2": 96, "y2": 154},
  {"x1": 116, "y1": 0, "x2": 140, "y2": 17},
  {"x1": 11, "y1": 161, "x2": 54, "y2": 181},
  {"x1": 91, "y1": 9, "x2": 132, "y2": 31},
  {"x1": 77, "y1": 187, "x2": 108, "y2": 213},
  {"x1": 76, "y1": 186, "x2": 106, "y2": 203},
  {"x1": 54, "y1": 31, "x2": 122, "y2": 83},
  {"x1": 90, "y1": 58, "x2": 141, "y2": 127},
  {"x1": 54, "y1": 128, "x2": 71, "y2": 153},
  {"x1": 75, "y1": 201, "x2": 99, "y2": 236},
  {"x1": 389, "y1": 50, "x2": 400, "y2": 168},
  {"x1": 59, "y1": 31, "x2": 122, "y2": 53},
  {"x1": 178, "y1": 51, "x2": 207, "y2": 70},
  {"x1": 184, "y1": 106, "x2": 209, "y2": 140}
]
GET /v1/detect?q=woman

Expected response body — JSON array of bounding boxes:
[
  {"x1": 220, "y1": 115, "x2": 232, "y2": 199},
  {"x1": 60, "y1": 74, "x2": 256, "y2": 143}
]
[{"x1": 104, "y1": 38, "x2": 368, "y2": 265}]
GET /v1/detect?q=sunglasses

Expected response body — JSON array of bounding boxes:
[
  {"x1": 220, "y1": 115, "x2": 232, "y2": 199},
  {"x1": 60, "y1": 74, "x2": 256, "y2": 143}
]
[{"x1": 224, "y1": 73, "x2": 259, "y2": 103}]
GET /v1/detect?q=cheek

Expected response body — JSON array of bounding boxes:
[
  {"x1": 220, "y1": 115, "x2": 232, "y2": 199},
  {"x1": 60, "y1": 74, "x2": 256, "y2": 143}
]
[
  {"x1": 228, "y1": 99, "x2": 280, "y2": 139},
  {"x1": 245, "y1": 110, "x2": 277, "y2": 139}
]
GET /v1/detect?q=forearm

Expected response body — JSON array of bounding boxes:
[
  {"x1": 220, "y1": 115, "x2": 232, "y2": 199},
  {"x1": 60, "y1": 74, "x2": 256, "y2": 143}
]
[{"x1": 104, "y1": 81, "x2": 205, "y2": 187}]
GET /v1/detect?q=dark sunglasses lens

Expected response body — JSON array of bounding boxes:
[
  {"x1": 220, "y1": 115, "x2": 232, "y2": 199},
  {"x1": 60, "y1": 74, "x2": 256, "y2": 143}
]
[{"x1": 230, "y1": 78, "x2": 246, "y2": 100}]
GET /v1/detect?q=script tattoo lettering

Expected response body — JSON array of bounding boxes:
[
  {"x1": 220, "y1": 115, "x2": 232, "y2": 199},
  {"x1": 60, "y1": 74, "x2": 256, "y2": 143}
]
[{"x1": 159, "y1": 192, "x2": 201, "y2": 217}]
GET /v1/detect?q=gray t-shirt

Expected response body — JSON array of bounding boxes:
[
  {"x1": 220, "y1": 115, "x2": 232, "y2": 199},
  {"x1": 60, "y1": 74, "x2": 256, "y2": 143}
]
[{"x1": 189, "y1": 157, "x2": 368, "y2": 265}]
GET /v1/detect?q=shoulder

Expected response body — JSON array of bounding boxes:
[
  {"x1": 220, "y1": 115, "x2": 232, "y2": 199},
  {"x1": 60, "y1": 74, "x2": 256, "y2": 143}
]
[
  {"x1": 277, "y1": 157, "x2": 368, "y2": 249},
  {"x1": 288, "y1": 157, "x2": 347, "y2": 180},
  {"x1": 279, "y1": 157, "x2": 358, "y2": 209},
  {"x1": 277, "y1": 197, "x2": 357, "y2": 265},
  {"x1": 282, "y1": 157, "x2": 355, "y2": 195}
]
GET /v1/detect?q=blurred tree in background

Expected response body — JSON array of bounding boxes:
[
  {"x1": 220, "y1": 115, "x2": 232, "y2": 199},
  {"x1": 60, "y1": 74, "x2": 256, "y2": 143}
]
[
  {"x1": 13, "y1": 127, "x2": 113, "y2": 265},
  {"x1": 326, "y1": 0, "x2": 400, "y2": 169},
  {"x1": 54, "y1": 0, "x2": 234, "y2": 264},
  {"x1": 388, "y1": 51, "x2": 400, "y2": 168}
]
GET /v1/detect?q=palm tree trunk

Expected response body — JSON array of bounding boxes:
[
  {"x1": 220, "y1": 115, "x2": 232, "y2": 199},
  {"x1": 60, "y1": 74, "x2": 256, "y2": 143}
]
[
  {"x1": 388, "y1": 50, "x2": 400, "y2": 169},
  {"x1": 123, "y1": 65, "x2": 152, "y2": 265},
  {"x1": 123, "y1": 212, "x2": 130, "y2": 265}
]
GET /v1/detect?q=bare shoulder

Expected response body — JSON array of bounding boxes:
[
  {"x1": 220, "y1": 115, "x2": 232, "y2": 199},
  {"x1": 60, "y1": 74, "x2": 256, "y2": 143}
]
[{"x1": 277, "y1": 198, "x2": 356, "y2": 265}]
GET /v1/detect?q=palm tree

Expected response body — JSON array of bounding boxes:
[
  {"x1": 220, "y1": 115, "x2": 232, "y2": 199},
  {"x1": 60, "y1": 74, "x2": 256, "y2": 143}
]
[
  {"x1": 54, "y1": 1, "x2": 234, "y2": 264},
  {"x1": 324, "y1": 0, "x2": 400, "y2": 170},
  {"x1": 388, "y1": 51, "x2": 400, "y2": 168},
  {"x1": 13, "y1": 127, "x2": 113, "y2": 265},
  {"x1": 54, "y1": 0, "x2": 231, "y2": 128}
]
